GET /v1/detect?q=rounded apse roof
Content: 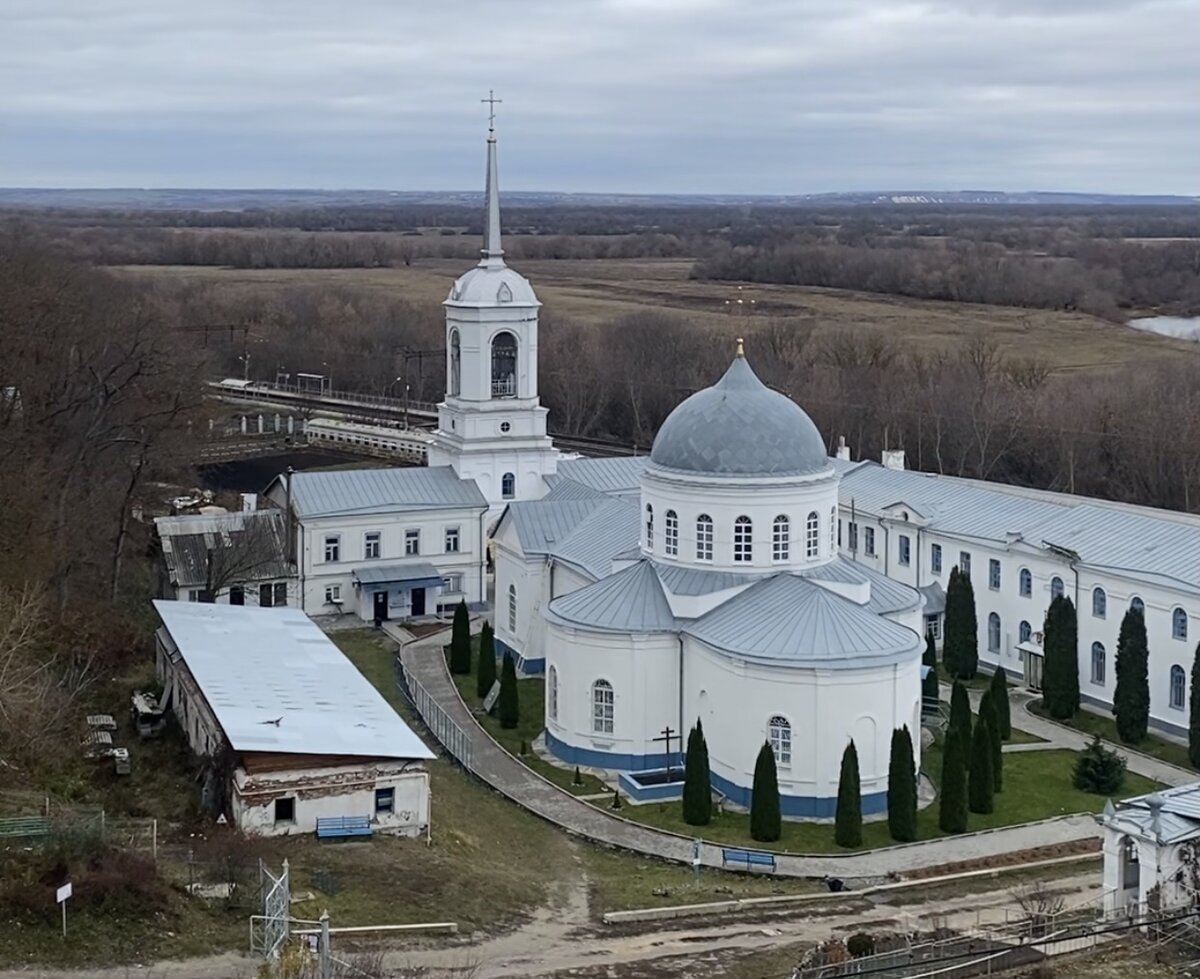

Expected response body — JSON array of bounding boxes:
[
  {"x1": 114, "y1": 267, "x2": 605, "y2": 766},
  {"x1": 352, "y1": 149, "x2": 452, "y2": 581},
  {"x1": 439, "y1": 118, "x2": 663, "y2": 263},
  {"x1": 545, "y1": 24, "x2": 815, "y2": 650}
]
[
  {"x1": 446, "y1": 262, "x2": 539, "y2": 307},
  {"x1": 649, "y1": 348, "x2": 830, "y2": 477}
]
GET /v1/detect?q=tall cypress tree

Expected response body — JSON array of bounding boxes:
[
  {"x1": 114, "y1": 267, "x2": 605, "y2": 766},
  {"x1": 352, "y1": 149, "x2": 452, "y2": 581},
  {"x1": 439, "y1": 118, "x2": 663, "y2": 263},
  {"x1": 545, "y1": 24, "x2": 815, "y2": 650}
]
[
  {"x1": 1043, "y1": 595, "x2": 1080, "y2": 719},
  {"x1": 957, "y1": 572, "x2": 979, "y2": 679},
  {"x1": 1190, "y1": 643, "x2": 1200, "y2": 770},
  {"x1": 990, "y1": 666, "x2": 1012, "y2": 740},
  {"x1": 922, "y1": 631, "x2": 940, "y2": 709},
  {"x1": 835, "y1": 740, "x2": 863, "y2": 848},
  {"x1": 887, "y1": 726, "x2": 917, "y2": 843},
  {"x1": 449, "y1": 599, "x2": 471, "y2": 675},
  {"x1": 476, "y1": 620, "x2": 497, "y2": 700},
  {"x1": 497, "y1": 652, "x2": 519, "y2": 729},
  {"x1": 749, "y1": 742, "x2": 781, "y2": 843},
  {"x1": 1113, "y1": 606, "x2": 1150, "y2": 744},
  {"x1": 949, "y1": 681, "x2": 972, "y2": 747},
  {"x1": 943, "y1": 568, "x2": 962, "y2": 678},
  {"x1": 682, "y1": 720, "x2": 712, "y2": 826},
  {"x1": 968, "y1": 714, "x2": 995, "y2": 815},
  {"x1": 979, "y1": 687, "x2": 1003, "y2": 793},
  {"x1": 938, "y1": 728, "x2": 968, "y2": 834}
]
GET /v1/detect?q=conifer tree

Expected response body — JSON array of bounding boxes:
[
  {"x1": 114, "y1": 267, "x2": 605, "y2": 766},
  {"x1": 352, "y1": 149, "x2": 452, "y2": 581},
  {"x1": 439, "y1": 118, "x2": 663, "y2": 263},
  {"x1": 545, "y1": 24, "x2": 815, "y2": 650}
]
[
  {"x1": 449, "y1": 599, "x2": 471, "y2": 674},
  {"x1": 749, "y1": 742, "x2": 781, "y2": 843},
  {"x1": 989, "y1": 666, "x2": 1012, "y2": 740},
  {"x1": 497, "y1": 652, "x2": 519, "y2": 729},
  {"x1": 476, "y1": 621, "x2": 497, "y2": 700},
  {"x1": 1190, "y1": 643, "x2": 1200, "y2": 769},
  {"x1": 949, "y1": 681, "x2": 972, "y2": 747},
  {"x1": 944, "y1": 567, "x2": 979, "y2": 679},
  {"x1": 922, "y1": 631, "x2": 940, "y2": 708},
  {"x1": 682, "y1": 719, "x2": 712, "y2": 826},
  {"x1": 968, "y1": 715, "x2": 995, "y2": 815},
  {"x1": 938, "y1": 728, "x2": 968, "y2": 834},
  {"x1": 887, "y1": 726, "x2": 917, "y2": 843},
  {"x1": 1113, "y1": 606, "x2": 1150, "y2": 744},
  {"x1": 835, "y1": 740, "x2": 863, "y2": 848},
  {"x1": 1073, "y1": 734, "x2": 1126, "y2": 794},
  {"x1": 1042, "y1": 595, "x2": 1080, "y2": 719},
  {"x1": 942, "y1": 568, "x2": 962, "y2": 678},
  {"x1": 979, "y1": 687, "x2": 1003, "y2": 793}
]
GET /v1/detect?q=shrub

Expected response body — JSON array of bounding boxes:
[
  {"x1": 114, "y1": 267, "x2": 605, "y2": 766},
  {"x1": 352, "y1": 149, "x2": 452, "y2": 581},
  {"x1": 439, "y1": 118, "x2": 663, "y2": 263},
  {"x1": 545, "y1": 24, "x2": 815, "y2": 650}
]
[
  {"x1": 1073, "y1": 734, "x2": 1126, "y2": 795},
  {"x1": 682, "y1": 719, "x2": 712, "y2": 827},
  {"x1": 887, "y1": 726, "x2": 917, "y2": 843},
  {"x1": 750, "y1": 742, "x2": 781, "y2": 842},
  {"x1": 835, "y1": 741, "x2": 862, "y2": 848},
  {"x1": 847, "y1": 933, "x2": 876, "y2": 958}
]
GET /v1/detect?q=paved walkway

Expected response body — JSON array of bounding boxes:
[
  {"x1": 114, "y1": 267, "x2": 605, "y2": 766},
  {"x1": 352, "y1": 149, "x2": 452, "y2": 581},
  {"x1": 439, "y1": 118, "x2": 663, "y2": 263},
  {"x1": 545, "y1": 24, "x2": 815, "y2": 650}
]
[{"x1": 390, "y1": 627, "x2": 1103, "y2": 880}]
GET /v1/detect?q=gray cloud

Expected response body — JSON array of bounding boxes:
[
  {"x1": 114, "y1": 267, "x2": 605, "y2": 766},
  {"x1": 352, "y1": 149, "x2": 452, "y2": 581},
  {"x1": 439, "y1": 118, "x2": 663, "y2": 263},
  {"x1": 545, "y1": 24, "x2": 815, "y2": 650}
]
[{"x1": 0, "y1": 0, "x2": 1196, "y2": 193}]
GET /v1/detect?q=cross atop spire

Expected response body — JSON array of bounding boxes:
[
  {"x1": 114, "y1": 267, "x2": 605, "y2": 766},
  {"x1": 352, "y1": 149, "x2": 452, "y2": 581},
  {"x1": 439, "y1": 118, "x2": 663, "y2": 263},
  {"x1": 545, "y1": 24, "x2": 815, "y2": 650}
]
[
  {"x1": 481, "y1": 89, "x2": 502, "y2": 133},
  {"x1": 480, "y1": 91, "x2": 504, "y2": 263}
]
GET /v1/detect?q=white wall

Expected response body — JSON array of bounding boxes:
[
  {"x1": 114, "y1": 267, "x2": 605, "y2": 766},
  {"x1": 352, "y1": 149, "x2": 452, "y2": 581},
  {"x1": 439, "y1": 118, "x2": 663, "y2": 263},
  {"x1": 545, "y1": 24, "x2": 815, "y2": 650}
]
[
  {"x1": 232, "y1": 763, "x2": 430, "y2": 837},
  {"x1": 168, "y1": 578, "x2": 300, "y2": 608}
]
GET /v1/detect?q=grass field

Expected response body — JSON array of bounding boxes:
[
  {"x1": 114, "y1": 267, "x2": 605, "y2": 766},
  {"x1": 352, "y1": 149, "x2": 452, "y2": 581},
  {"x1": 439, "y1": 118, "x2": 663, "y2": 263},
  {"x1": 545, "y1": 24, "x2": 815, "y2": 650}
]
[
  {"x1": 113, "y1": 256, "x2": 1200, "y2": 373},
  {"x1": 1028, "y1": 700, "x2": 1195, "y2": 772}
]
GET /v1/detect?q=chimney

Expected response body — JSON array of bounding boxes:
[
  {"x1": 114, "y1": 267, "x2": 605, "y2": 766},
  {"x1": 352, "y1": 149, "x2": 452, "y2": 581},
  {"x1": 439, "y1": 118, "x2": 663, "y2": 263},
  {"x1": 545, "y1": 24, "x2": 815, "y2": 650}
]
[
  {"x1": 836, "y1": 436, "x2": 851, "y2": 462},
  {"x1": 881, "y1": 449, "x2": 906, "y2": 471}
]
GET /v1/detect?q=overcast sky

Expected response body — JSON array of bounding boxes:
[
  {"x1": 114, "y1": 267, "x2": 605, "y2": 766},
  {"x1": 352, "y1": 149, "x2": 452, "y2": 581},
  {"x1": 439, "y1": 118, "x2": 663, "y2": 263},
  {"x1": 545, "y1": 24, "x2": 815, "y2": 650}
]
[{"x1": 2, "y1": 0, "x2": 1197, "y2": 194}]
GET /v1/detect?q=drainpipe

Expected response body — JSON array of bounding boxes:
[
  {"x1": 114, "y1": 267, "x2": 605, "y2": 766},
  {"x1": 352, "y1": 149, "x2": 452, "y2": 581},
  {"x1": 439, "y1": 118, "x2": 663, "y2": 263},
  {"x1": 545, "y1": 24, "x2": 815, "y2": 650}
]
[
  {"x1": 479, "y1": 506, "x2": 488, "y2": 605},
  {"x1": 883, "y1": 521, "x2": 890, "y2": 577},
  {"x1": 678, "y1": 636, "x2": 685, "y2": 770}
]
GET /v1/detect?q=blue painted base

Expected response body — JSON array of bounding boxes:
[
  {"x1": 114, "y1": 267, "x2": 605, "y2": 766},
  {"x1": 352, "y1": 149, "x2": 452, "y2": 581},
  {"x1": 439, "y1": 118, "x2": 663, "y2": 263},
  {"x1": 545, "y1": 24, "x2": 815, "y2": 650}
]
[
  {"x1": 1076, "y1": 692, "x2": 1188, "y2": 740},
  {"x1": 495, "y1": 637, "x2": 543, "y2": 676},
  {"x1": 619, "y1": 769, "x2": 685, "y2": 803},
  {"x1": 546, "y1": 731, "x2": 888, "y2": 819}
]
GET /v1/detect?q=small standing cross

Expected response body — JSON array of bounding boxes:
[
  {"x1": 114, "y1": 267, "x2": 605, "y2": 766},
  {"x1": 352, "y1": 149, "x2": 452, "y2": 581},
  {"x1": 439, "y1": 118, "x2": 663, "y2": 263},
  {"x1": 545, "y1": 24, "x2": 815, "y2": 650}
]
[
  {"x1": 652, "y1": 725, "x2": 677, "y2": 778},
  {"x1": 481, "y1": 89, "x2": 502, "y2": 131}
]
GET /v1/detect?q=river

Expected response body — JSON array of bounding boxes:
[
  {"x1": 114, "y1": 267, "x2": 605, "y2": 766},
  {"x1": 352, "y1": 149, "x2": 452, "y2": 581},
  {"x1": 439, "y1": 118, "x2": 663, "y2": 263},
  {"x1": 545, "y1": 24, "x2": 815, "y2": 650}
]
[{"x1": 1128, "y1": 315, "x2": 1200, "y2": 341}]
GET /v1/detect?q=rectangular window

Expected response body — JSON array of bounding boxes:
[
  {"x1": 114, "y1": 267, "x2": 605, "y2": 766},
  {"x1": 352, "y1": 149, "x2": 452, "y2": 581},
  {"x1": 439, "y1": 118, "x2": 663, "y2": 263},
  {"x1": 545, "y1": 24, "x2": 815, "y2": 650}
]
[
  {"x1": 323, "y1": 535, "x2": 340, "y2": 563},
  {"x1": 187, "y1": 589, "x2": 202, "y2": 602},
  {"x1": 364, "y1": 531, "x2": 381, "y2": 560},
  {"x1": 404, "y1": 529, "x2": 420, "y2": 556},
  {"x1": 864, "y1": 527, "x2": 876, "y2": 557},
  {"x1": 229, "y1": 585, "x2": 245, "y2": 606},
  {"x1": 899, "y1": 534, "x2": 911, "y2": 566},
  {"x1": 273, "y1": 581, "x2": 287, "y2": 607},
  {"x1": 772, "y1": 518, "x2": 789, "y2": 562},
  {"x1": 960, "y1": 551, "x2": 971, "y2": 577},
  {"x1": 837, "y1": 519, "x2": 843, "y2": 548},
  {"x1": 324, "y1": 584, "x2": 342, "y2": 604},
  {"x1": 931, "y1": 543, "x2": 942, "y2": 574},
  {"x1": 733, "y1": 519, "x2": 753, "y2": 563},
  {"x1": 259, "y1": 582, "x2": 274, "y2": 607},
  {"x1": 274, "y1": 797, "x2": 295, "y2": 825},
  {"x1": 696, "y1": 519, "x2": 713, "y2": 561},
  {"x1": 848, "y1": 522, "x2": 858, "y2": 552},
  {"x1": 442, "y1": 573, "x2": 463, "y2": 594},
  {"x1": 989, "y1": 558, "x2": 1001, "y2": 591},
  {"x1": 444, "y1": 527, "x2": 460, "y2": 553},
  {"x1": 925, "y1": 614, "x2": 941, "y2": 641},
  {"x1": 374, "y1": 787, "x2": 395, "y2": 814}
]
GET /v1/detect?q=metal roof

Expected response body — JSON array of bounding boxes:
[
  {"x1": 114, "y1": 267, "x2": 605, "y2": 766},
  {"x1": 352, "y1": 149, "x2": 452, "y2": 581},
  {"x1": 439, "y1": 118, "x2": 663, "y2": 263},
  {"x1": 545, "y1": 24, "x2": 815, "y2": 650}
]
[
  {"x1": 282, "y1": 466, "x2": 486, "y2": 518},
  {"x1": 551, "y1": 499, "x2": 640, "y2": 579},
  {"x1": 352, "y1": 562, "x2": 442, "y2": 588},
  {"x1": 153, "y1": 602, "x2": 433, "y2": 760},
  {"x1": 155, "y1": 510, "x2": 290, "y2": 589},
  {"x1": 507, "y1": 500, "x2": 600, "y2": 555},
  {"x1": 542, "y1": 478, "x2": 607, "y2": 502},
  {"x1": 554, "y1": 456, "x2": 649, "y2": 496},
  {"x1": 649, "y1": 353, "x2": 832, "y2": 478},
  {"x1": 1105, "y1": 785, "x2": 1200, "y2": 844},
  {"x1": 653, "y1": 562, "x2": 757, "y2": 597},
  {"x1": 685, "y1": 574, "x2": 922, "y2": 668},
  {"x1": 918, "y1": 582, "x2": 946, "y2": 615},
  {"x1": 547, "y1": 561, "x2": 676, "y2": 633},
  {"x1": 799, "y1": 556, "x2": 922, "y2": 615}
]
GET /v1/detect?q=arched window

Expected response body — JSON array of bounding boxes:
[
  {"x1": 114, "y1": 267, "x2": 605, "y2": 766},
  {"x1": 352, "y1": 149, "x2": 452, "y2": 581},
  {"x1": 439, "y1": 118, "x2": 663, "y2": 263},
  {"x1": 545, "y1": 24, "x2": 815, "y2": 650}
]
[
  {"x1": 508, "y1": 583, "x2": 517, "y2": 634},
  {"x1": 1174, "y1": 608, "x2": 1189, "y2": 641},
  {"x1": 491, "y1": 331, "x2": 517, "y2": 398},
  {"x1": 1171, "y1": 665, "x2": 1187, "y2": 710},
  {"x1": 1019, "y1": 568, "x2": 1032, "y2": 598},
  {"x1": 772, "y1": 515, "x2": 789, "y2": 561},
  {"x1": 1050, "y1": 576, "x2": 1064, "y2": 601},
  {"x1": 501, "y1": 472, "x2": 515, "y2": 499},
  {"x1": 768, "y1": 715, "x2": 792, "y2": 766},
  {"x1": 1091, "y1": 642, "x2": 1106, "y2": 686},
  {"x1": 449, "y1": 328, "x2": 461, "y2": 397},
  {"x1": 547, "y1": 665, "x2": 558, "y2": 722},
  {"x1": 645, "y1": 504, "x2": 654, "y2": 550},
  {"x1": 733, "y1": 515, "x2": 753, "y2": 563},
  {"x1": 696, "y1": 514, "x2": 713, "y2": 561},
  {"x1": 1092, "y1": 587, "x2": 1107, "y2": 619},
  {"x1": 592, "y1": 679, "x2": 614, "y2": 734},
  {"x1": 829, "y1": 506, "x2": 837, "y2": 552},
  {"x1": 1019, "y1": 620, "x2": 1032, "y2": 643},
  {"x1": 1131, "y1": 596, "x2": 1145, "y2": 615},
  {"x1": 664, "y1": 510, "x2": 678, "y2": 557},
  {"x1": 988, "y1": 612, "x2": 1001, "y2": 653},
  {"x1": 805, "y1": 511, "x2": 820, "y2": 558}
]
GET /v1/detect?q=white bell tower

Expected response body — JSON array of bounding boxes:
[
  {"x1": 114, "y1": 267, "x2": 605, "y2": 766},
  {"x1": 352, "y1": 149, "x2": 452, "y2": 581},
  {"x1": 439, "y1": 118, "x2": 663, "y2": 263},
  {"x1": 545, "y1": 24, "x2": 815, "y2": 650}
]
[{"x1": 427, "y1": 97, "x2": 559, "y2": 509}]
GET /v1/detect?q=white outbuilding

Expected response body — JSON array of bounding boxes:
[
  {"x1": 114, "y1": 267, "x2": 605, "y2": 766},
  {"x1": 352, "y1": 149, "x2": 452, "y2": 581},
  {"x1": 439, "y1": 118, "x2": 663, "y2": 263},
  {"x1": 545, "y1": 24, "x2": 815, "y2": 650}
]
[
  {"x1": 153, "y1": 601, "x2": 433, "y2": 837},
  {"x1": 1100, "y1": 784, "x2": 1200, "y2": 914}
]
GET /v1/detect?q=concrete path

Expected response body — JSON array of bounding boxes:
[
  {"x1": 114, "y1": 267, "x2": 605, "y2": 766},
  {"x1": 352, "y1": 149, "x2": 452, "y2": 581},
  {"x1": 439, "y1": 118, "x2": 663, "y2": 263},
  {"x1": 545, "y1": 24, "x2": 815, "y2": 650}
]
[{"x1": 392, "y1": 629, "x2": 1101, "y2": 881}]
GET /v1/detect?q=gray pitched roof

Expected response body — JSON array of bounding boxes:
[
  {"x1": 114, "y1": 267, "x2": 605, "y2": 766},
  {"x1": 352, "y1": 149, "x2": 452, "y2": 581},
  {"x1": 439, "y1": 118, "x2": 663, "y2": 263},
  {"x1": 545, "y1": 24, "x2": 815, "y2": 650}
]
[
  {"x1": 652, "y1": 562, "x2": 757, "y2": 597},
  {"x1": 1104, "y1": 785, "x2": 1200, "y2": 845},
  {"x1": 155, "y1": 510, "x2": 290, "y2": 589},
  {"x1": 507, "y1": 500, "x2": 601, "y2": 555},
  {"x1": 552, "y1": 499, "x2": 640, "y2": 579},
  {"x1": 553, "y1": 456, "x2": 649, "y2": 496},
  {"x1": 542, "y1": 478, "x2": 607, "y2": 502},
  {"x1": 547, "y1": 560, "x2": 676, "y2": 633},
  {"x1": 685, "y1": 574, "x2": 921, "y2": 667},
  {"x1": 799, "y1": 555, "x2": 922, "y2": 615},
  {"x1": 649, "y1": 354, "x2": 832, "y2": 478},
  {"x1": 283, "y1": 466, "x2": 486, "y2": 518}
]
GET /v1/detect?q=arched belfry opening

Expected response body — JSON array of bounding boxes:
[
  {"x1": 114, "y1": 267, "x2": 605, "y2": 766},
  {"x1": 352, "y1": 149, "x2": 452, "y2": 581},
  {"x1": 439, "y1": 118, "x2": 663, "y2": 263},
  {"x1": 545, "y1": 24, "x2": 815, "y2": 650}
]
[
  {"x1": 449, "y1": 329, "x2": 461, "y2": 397},
  {"x1": 491, "y1": 332, "x2": 517, "y2": 398}
]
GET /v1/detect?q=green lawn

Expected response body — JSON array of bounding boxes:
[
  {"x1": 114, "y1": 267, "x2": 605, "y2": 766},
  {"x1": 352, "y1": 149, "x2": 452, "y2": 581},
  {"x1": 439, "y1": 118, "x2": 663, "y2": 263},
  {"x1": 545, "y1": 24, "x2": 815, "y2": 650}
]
[
  {"x1": 1028, "y1": 700, "x2": 1195, "y2": 772},
  {"x1": 935, "y1": 698, "x2": 1044, "y2": 745}
]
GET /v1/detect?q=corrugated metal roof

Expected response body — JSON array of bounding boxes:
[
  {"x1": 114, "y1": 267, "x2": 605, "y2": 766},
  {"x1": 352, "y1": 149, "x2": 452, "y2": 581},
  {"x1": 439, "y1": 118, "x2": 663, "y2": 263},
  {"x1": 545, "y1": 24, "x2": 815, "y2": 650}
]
[
  {"x1": 547, "y1": 561, "x2": 676, "y2": 633},
  {"x1": 799, "y1": 556, "x2": 922, "y2": 615},
  {"x1": 155, "y1": 510, "x2": 290, "y2": 589},
  {"x1": 653, "y1": 563, "x2": 757, "y2": 597},
  {"x1": 918, "y1": 582, "x2": 946, "y2": 615},
  {"x1": 153, "y1": 602, "x2": 433, "y2": 760},
  {"x1": 554, "y1": 456, "x2": 649, "y2": 495},
  {"x1": 352, "y1": 562, "x2": 442, "y2": 587},
  {"x1": 542, "y1": 479, "x2": 607, "y2": 502},
  {"x1": 507, "y1": 500, "x2": 599, "y2": 555},
  {"x1": 286, "y1": 466, "x2": 486, "y2": 517},
  {"x1": 685, "y1": 574, "x2": 922, "y2": 667},
  {"x1": 552, "y1": 499, "x2": 640, "y2": 579}
]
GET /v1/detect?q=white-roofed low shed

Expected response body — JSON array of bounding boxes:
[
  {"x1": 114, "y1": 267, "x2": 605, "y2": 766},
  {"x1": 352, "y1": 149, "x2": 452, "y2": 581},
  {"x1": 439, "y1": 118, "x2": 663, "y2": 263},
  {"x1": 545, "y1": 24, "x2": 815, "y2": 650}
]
[{"x1": 153, "y1": 601, "x2": 433, "y2": 837}]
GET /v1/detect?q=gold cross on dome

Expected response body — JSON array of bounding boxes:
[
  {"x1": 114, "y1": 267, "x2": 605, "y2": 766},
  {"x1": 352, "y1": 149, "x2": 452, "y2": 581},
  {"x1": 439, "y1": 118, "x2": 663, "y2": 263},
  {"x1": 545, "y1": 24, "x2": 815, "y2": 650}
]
[{"x1": 481, "y1": 90, "x2": 502, "y2": 131}]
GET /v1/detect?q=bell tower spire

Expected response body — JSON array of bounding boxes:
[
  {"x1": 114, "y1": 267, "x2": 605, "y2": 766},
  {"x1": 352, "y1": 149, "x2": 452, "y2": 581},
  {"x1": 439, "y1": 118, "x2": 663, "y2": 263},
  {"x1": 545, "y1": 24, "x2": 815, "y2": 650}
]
[{"x1": 481, "y1": 90, "x2": 504, "y2": 265}]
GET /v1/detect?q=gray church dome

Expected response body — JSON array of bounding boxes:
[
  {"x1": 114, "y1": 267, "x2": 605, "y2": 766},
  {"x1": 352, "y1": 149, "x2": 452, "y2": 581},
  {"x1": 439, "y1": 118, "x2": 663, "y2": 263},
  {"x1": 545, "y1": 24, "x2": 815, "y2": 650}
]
[{"x1": 649, "y1": 345, "x2": 830, "y2": 477}]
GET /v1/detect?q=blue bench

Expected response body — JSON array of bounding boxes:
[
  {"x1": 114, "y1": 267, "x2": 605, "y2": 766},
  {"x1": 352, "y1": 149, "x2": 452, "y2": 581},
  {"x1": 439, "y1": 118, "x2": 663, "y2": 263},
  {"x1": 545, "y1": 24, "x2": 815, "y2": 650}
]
[
  {"x1": 315, "y1": 816, "x2": 372, "y2": 840},
  {"x1": 721, "y1": 847, "x2": 776, "y2": 873}
]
